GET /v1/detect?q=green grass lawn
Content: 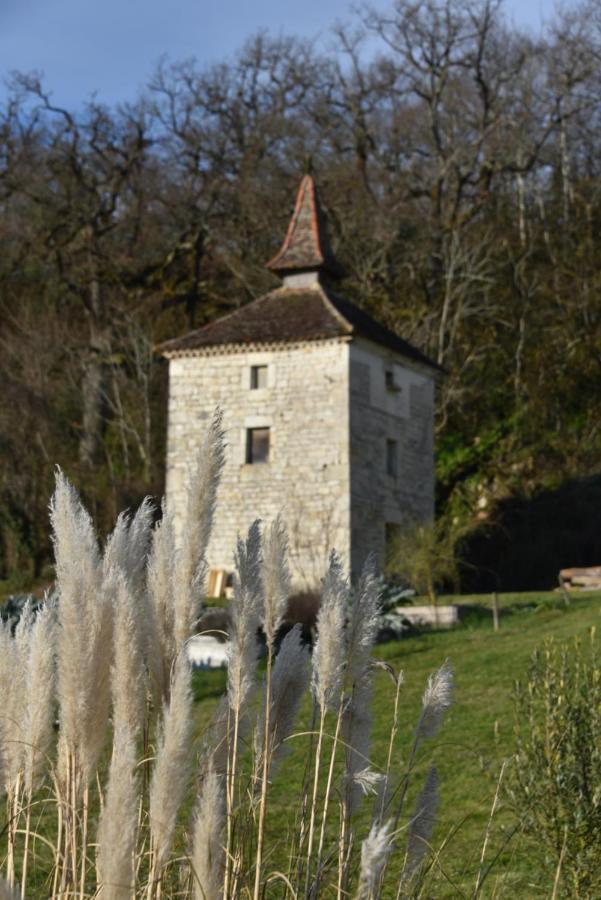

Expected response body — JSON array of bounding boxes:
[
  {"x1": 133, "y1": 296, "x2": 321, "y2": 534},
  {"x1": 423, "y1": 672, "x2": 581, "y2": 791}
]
[
  {"x1": 192, "y1": 590, "x2": 601, "y2": 898},
  {"x1": 4, "y1": 589, "x2": 600, "y2": 897}
]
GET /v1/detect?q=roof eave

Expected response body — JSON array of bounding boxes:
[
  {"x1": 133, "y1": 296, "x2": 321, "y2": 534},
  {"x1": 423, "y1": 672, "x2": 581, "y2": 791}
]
[{"x1": 159, "y1": 334, "x2": 353, "y2": 359}]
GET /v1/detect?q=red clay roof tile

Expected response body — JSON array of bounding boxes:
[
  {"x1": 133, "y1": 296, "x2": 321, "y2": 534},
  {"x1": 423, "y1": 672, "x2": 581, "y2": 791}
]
[{"x1": 266, "y1": 175, "x2": 341, "y2": 276}]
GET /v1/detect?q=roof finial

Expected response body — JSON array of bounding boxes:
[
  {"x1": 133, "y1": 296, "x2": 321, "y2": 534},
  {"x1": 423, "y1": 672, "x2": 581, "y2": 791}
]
[{"x1": 266, "y1": 171, "x2": 342, "y2": 280}]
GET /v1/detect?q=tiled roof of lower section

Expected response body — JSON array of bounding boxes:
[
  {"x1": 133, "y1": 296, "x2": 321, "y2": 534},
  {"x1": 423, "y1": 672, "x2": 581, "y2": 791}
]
[{"x1": 157, "y1": 284, "x2": 440, "y2": 372}]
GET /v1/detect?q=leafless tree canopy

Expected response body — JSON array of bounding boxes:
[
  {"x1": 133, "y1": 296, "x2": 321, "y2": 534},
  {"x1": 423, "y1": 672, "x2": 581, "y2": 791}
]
[{"x1": 1, "y1": 0, "x2": 600, "y2": 581}]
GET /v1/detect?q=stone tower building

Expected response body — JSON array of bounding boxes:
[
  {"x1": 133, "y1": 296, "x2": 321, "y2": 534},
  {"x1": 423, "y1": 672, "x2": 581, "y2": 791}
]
[{"x1": 160, "y1": 175, "x2": 439, "y2": 588}]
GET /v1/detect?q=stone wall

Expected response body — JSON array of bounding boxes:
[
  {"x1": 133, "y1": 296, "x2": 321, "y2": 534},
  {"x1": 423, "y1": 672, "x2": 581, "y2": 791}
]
[
  {"x1": 166, "y1": 335, "x2": 435, "y2": 590},
  {"x1": 349, "y1": 338, "x2": 435, "y2": 577},
  {"x1": 166, "y1": 340, "x2": 352, "y2": 589}
]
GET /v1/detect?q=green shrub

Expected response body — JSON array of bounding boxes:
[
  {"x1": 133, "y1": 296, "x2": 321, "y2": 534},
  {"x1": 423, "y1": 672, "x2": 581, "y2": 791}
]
[
  {"x1": 385, "y1": 518, "x2": 467, "y2": 602},
  {"x1": 509, "y1": 633, "x2": 601, "y2": 898}
]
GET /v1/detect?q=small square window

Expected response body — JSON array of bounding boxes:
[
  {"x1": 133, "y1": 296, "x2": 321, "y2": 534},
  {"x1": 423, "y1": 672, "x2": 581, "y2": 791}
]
[
  {"x1": 386, "y1": 439, "x2": 398, "y2": 477},
  {"x1": 250, "y1": 365, "x2": 268, "y2": 389},
  {"x1": 246, "y1": 427, "x2": 270, "y2": 464},
  {"x1": 385, "y1": 368, "x2": 402, "y2": 392}
]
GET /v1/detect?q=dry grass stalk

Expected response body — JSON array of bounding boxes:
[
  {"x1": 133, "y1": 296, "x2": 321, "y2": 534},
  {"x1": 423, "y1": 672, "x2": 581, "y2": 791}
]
[
  {"x1": 304, "y1": 551, "x2": 347, "y2": 893},
  {"x1": 474, "y1": 760, "x2": 507, "y2": 897},
  {"x1": 223, "y1": 522, "x2": 262, "y2": 899},
  {"x1": 253, "y1": 517, "x2": 291, "y2": 900}
]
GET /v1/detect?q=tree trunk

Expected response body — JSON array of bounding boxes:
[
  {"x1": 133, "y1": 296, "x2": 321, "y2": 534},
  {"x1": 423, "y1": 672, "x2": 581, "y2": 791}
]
[
  {"x1": 79, "y1": 347, "x2": 109, "y2": 467},
  {"x1": 79, "y1": 279, "x2": 111, "y2": 467}
]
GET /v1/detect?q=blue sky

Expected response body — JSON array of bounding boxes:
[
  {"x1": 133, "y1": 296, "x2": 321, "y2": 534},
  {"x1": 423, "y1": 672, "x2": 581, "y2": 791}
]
[{"x1": 1, "y1": 0, "x2": 564, "y2": 108}]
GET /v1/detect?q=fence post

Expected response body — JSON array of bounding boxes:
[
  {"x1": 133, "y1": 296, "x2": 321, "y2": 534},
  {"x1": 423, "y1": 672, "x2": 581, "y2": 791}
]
[{"x1": 492, "y1": 592, "x2": 500, "y2": 632}]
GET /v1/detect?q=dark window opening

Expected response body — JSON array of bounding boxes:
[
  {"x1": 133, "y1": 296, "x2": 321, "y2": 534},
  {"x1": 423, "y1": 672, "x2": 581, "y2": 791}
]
[
  {"x1": 386, "y1": 439, "x2": 398, "y2": 477},
  {"x1": 246, "y1": 427, "x2": 270, "y2": 464},
  {"x1": 385, "y1": 368, "x2": 402, "y2": 393},
  {"x1": 250, "y1": 365, "x2": 268, "y2": 389}
]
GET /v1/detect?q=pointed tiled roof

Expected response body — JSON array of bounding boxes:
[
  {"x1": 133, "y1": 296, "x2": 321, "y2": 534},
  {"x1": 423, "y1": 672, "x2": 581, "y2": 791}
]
[
  {"x1": 158, "y1": 173, "x2": 440, "y2": 371},
  {"x1": 266, "y1": 175, "x2": 341, "y2": 276},
  {"x1": 157, "y1": 283, "x2": 441, "y2": 371}
]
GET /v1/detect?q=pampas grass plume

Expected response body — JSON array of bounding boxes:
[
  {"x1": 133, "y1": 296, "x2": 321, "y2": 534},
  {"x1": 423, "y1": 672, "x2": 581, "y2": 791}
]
[
  {"x1": 0, "y1": 616, "x2": 24, "y2": 790},
  {"x1": 148, "y1": 653, "x2": 194, "y2": 871},
  {"x1": 110, "y1": 573, "x2": 146, "y2": 738},
  {"x1": 311, "y1": 550, "x2": 347, "y2": 712},
  {"x1": 405, "y1": 766, "x2": 439, "y2": 876},
  {"x1": 346, "y1": 557, "x2": 380, "y2": 684},
  {"x1": 0, "y1": 876, "x2": 19, "y2": 900},
  {"x1": 227, "y1": 521, "x2": 262, "y2": 716},
  {"x1": 261, "y1": 516, "x2": 290, "y2": 648},
  {"x1": 23, "y1": 600, "x2": 57, "y2": 795},
  {"x1": 51, "y1": 469, "x2": 109, "y2": 785},
  {"x1": 96, "y1": 723, "x2": 139, "y2": 900},
  {"x1": 191, "y1": 764, "x2": 225, "y2": 900},
  {"x1": 357, "y1": 820, "x2": 393, "y2": 899},
  {"x1": 342, "y1": 675, "x2": 375, "y2": 815},
  {"x1": 257, "y1": 624, "x2": 310, "y2": 775},
  {"x1": 174, "y1": 409, "x2": 225, "y2": 651},
  {"x1": 417, "y1": 660, "x2": 454, "y2": 742},
  {"x1": 147, "y1": 505, "x2": 177, "y2": 702}
]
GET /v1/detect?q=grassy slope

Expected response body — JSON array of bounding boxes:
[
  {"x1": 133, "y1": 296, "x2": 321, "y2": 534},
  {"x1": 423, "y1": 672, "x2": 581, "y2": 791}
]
[
  {"x1": 5, "y1": 591, "x2": 599, "y2": 896},
  {"x1": 193, "y1": 591, "x2": 601, "y2": 898}
]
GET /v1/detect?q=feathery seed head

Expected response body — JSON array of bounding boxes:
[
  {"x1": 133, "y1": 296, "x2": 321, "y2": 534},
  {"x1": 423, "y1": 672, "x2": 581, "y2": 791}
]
[
  {"x1": 349, "y1": 767, "x2": 384, "y2": 797},
  {"x1": 346, "y1": 555, "x2": 381, "y2": 684},
  {"x1": 110, "y1": 572, "x2": 147, "y2": 738},
  {"x1": 405, "y1": 766, "x2": 439, "y2": 876},
  {"x1": 96, "y1": 721, "x2": 139, "y2": 899},
  {"x1": 50, "y1": 467, "x2": 100, "y2": 584},
  {"x1": 311, "y1": 550, "x2": 348, "y2": 711},
  {"x1": 418, "y1": 660, "x2": 454, "y2": 742},
  {"x1": 103, "y1": 497, "x2": 154, "y2": 592},
  {"x1": 172, "y1": 409, "x2": 226, "y2": 652},
  {"x1": 0, "y1": 876, "x2": 19, "y2": 900},
  {"x1": 23, "y1": 600, "x2": 57, "y2": 794},
  {"x1": 227, "y1": 521, "x2": 262, "y2": 714},
  {"x1": 147, "y1": 505, "x2": 177, "y2": 701},
  {"x1": 192, "y1": 763, "x2": 226, "y2": 900},
  {"x1": 261, "y1": 515, "x2": 291, "y2": 647},
  {"x1": 357, "y1": 820, "x2": 393, "y2": 899},
  {"x1": 149, "y1": 652, "x2": 194, "y2": 871},
  {"x1": 342, "y1": 674, "x2": 374, "y2": 814},
  {"x1": 256, "y1": 624, "x2": 310, "y2": 775}
]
